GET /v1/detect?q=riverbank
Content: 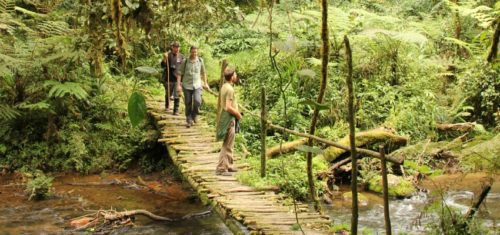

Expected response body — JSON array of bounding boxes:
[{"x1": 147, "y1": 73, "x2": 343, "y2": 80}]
[{"x1": 0, "y1": 171, "x2": 230, "y2": 234}]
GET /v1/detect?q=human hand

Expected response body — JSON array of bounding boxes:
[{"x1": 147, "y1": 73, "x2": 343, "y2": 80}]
[
  {"x1": 203, "y1": 83, "x2": 210, "y2": 91},
  {"x1": 176, "y1": 84, "x2": 182, "y2": 93}
]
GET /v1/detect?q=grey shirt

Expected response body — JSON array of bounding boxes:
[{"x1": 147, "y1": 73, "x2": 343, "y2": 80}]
[{"x1": 179, "y1": 57, "x2": 206, "y2": 90}]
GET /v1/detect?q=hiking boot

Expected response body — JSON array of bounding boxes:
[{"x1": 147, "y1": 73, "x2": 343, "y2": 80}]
[
  {"x1": 228, "y1": 167, "x2": 238, "y2": 172},
  {"x1": 173, "y1": 110, "x2": 178, "y2": 116},
  {"x1": 186, "y1": 120, "x2": 192, "y2": 128}
]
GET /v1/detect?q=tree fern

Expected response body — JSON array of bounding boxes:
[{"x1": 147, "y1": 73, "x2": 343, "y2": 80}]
[
  {"x1": 44, "y1": 81, "x2": 88, "y2": 101},
  {"x1": 445, "y1": 0, "x2": 498, "y2": 28}
]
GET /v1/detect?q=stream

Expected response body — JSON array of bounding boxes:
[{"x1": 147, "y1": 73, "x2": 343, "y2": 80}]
[
  {"x1": 0, "y1": 172, "x2": 231, "y2": 234},
  {"x1": 0, "y1": 172, "x2": 498, "y2": 234},
  {"x1": 325, "y1": 173, "x2": 499, "y2": 234}
]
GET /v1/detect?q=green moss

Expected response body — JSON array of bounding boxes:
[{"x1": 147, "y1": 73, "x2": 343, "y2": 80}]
[
  {"x1": 460, "y1": 134, "x2": 500, "y2": 172},
  {"x1": 368, "y1": 175, "x2": 416, "y2": 197},
  {"x1": 323, "y1": 129, "x2": 408, "y2": 162}
]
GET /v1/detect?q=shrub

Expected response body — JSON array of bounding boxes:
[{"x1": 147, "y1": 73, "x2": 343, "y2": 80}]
[{"x1": 25, "y1": 171, "x2": 53, "y2": 200}]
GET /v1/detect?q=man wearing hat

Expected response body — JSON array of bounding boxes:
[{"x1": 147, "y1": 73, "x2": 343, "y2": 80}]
[{"x1": 161, "y1": 41, "x2": 184, "y2": 115}]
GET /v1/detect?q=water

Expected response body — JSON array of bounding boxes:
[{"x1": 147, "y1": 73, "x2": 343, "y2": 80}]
[
  {"x1": 324, "y1": 173, "x2": 499, "y2": 234},
  {"x1": 1, "y1": 172, "x2": 498, "y2": 234},
  {"x1": 0, "y1": 173, "x2": 231, "y2": 234}
]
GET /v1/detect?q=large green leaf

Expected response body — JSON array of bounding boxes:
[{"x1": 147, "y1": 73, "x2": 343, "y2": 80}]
[
  {"x1": 299, "y1": 99, "x2": 329, "y2": 110},
  {"x1": 128, "y1": 91, "x2": 147, "y2": 127}
]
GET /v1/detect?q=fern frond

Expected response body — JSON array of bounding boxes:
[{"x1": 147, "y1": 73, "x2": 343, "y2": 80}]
[
  {"x1": 37, "y1": 21, "x2": 71, "y2": 37},
  {"x1": 0, "y1": 103, "x2": 19, "y2": 121},
  {"x1": 361, "y1": 29, "x2": 428, "y2": 46},
  {"x1": 17, "y1": 101, "x2": 51, "y2": 111},
  {"x1": 45, "y1": 81, "x2": 88, "y2": 101},
  {"x1": 350, "y1": 8, "x2": 402, "y2": 30},
  {"x1": 0, "y1": 0, "x2": 14, "y2": 13},
  {"x1": 443, "y1": 37, "x2": 474, "y2": 54}
]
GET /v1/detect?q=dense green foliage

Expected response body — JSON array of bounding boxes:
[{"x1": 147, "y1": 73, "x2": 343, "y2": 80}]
[{"x1": 0, "y1": 0, "x2": 498, "y2": 232}]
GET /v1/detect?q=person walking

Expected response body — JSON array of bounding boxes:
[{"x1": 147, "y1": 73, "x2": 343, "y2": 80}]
[
  {"x1": 160, "y1": 41, "x2": 184, "y2": 115},
  {"x1": 176, "y1": 46, "x2": 210, "y2": 127},
  {"x1": 215, "y1": 68, "x2": 242, "y2": 176}
]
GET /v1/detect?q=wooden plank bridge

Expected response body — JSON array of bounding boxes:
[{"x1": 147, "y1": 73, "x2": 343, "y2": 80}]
[{"x1": 147, "y1": 99, "x2": 331, "y2": 234}]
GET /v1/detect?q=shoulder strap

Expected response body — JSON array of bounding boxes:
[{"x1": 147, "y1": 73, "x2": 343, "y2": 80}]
[{"x1": 183, "y1": 58, "x2": 188, "y2": 76}]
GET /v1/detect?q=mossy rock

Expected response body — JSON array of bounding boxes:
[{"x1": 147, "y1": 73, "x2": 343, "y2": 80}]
[
  {"x1": 460, "y1": 134, "x2": 500, "y2": 172},
  {"x1": 342, "y1": 192, "x2": 369, "y2": 207},
  {"x1": 323, "y1": 129, "x2": 408, "y2": 162},
  {"x1": 368, "y1": 174, "x2": 416, "y2": 198}
]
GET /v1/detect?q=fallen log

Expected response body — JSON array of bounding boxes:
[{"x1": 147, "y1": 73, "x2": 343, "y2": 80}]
[
  {"x1": 73, "y1": 208, "x2": 212, "y2": 231},
  {"x1": 104, "y1": 209, "x2": 173, "y2": 221},
  {"x1": 323, "y1": 129, "x2": 408, "y2": 162},
  {"x1": 436, "y1": 122, "x2": 475, "y2": 132},
  {"x1": 266, "y1": 138, "x2": 307, "y2": 158}
]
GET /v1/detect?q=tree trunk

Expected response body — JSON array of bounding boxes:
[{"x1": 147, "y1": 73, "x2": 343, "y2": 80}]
[
  {"x1": 261, "y1": 86, "x2": 267, "y2": 177},
  {"x1": 305, "y1": 0, "x2": 328, "y2": 207},
  {"x1": 344, "y1": 35, "x2": 358, "y2": 235},
  {"x1": 88, "y1": 0, "x2": 104, "y2": 78},
  {"x1": 111, "y1": 0, "x2": 126, "y2": 70},
  {"x1": 380, "y1": 146, "x2": 392, "y2": 235},
  {"x1": 487, "y1": 19, "x2": 499, "y2": 63},
  {"x1": 323, "y1": 128, "x2": 408, "y2": 162},
  {"x1": 453, "y1": 0, "x2": 461, "y2": 40}
]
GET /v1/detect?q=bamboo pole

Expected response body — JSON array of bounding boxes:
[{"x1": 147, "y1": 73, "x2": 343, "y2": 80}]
[
  {"x1": 344, "y1": 35, "x2": 358, "y2": 235},
  {"x1": 260, "y1": 86, "x2": 267, "y2": 177},
  {"x1": 380, "y1": 145, "x2": 392, "y2": 235}
]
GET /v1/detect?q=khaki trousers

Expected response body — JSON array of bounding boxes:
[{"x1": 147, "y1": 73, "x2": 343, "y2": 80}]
[{"x1": 216, "y1": 121, "x2": 235, "y2": 172}]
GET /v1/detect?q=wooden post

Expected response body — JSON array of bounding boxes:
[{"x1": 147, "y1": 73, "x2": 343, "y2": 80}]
[
  {"x1": 380, "y1": 145, "x2": 392, "y2": 235},
  {"x1": 260, "y1": 86, "x2": 267, "y2": 177},
  {"x1": 344, "y1": 35, "x2": 358, "y2": 235},
  {"x1": 215, "y1": 59, "x2": 228, "y2": 139}
]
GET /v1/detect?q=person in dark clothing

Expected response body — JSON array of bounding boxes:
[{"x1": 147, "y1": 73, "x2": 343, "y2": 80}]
[{"x1": 161, "y1": 41, "x2": 184, "y2": 115}]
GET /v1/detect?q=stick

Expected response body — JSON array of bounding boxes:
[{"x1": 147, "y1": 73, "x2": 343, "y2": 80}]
[
  {"x1": 380, "y1": 145, "x2": 392, "y2": 235},
  {"x1": 465, "y1": 180, "x2": 492, "y2": 221},
  {"x1": 261, "y1": 86, "x2": 267, "y2": 177},
  {"x1": 344, "y1": 35, "x2": 358, "y2": 234}
]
